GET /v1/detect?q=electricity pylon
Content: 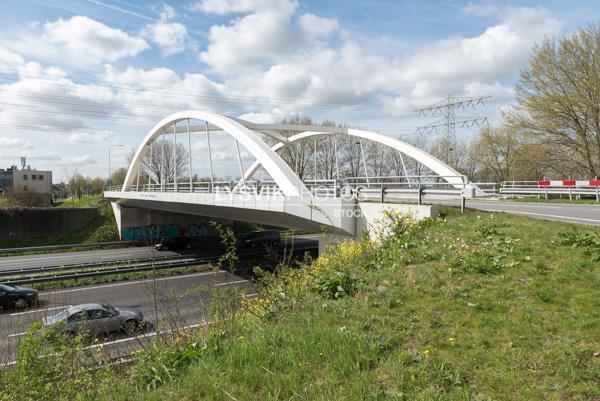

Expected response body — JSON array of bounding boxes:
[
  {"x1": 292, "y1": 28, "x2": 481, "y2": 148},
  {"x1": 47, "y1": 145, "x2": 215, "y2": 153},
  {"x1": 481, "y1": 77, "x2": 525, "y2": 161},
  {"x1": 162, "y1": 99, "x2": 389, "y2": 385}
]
[{"x1": 416, "y1": 95, "x2": 490, "y2": 167}]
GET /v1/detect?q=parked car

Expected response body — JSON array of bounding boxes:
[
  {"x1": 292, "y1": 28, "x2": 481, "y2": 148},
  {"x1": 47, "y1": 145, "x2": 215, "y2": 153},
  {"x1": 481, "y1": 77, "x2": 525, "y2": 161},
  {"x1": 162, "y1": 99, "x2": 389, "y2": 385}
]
[
  {"x1": 239, "y1": 230, "x2": 281, "y2": 248},
  {"x1": 43, "y1": 303, "x2": 143, "y2": 337},
  {"x1": 154, "y1": 236, "x2": 192, "y2": 251},
  {"x1": 0, "y1": 283, "x2": 38, "y2": 309}
]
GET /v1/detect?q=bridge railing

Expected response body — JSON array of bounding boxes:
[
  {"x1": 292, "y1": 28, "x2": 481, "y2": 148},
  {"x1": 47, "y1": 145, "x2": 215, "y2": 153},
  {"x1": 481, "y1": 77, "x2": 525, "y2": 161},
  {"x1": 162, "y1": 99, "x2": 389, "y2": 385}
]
[{"x1": 500, "y1": 180, "x2": 600, "y2": 201}]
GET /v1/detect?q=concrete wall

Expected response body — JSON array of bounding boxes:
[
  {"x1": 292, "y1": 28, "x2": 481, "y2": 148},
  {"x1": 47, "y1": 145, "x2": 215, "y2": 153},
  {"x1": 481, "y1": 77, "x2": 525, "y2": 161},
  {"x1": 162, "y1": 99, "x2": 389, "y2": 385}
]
[
  {"x1": 0, "y1": 207, "x2": 98, "y2": 238},
  {"x1": 356, "y1": 202, "x2": 438, "y2": 241},
  {"x1": 113, "y1": 204, "x2": 226, "y2": 242},
  {"x1": 317, "y1": 202, "x2": 439, "y2": 254}
]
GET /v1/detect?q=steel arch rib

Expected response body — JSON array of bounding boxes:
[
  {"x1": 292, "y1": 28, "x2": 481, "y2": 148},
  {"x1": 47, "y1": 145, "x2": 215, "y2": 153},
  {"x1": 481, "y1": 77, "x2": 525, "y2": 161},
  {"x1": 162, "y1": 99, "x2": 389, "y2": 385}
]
[
  {"x1": 243, "y1": 129, "x2": 480, "y2": 192},
  {"x1": 123, "y1": 111, "x2": 308, "y2": 197}
]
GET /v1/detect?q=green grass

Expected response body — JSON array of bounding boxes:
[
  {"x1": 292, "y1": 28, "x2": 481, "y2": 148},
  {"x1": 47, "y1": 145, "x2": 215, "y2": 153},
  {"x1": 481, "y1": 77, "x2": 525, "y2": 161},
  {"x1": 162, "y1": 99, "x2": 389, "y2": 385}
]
[
  {"x1": 500, "y1": 196, "x2": 599, "y2": 204},
  {"x1": 54, "y1": 195, "x2": 103, "y2": 208},
  {"x1": 5, "y1": 207, "x2": 600, "y2": 401},
  {"x1": 0, "y1": 196, "x2": 15, "y2": 208},
  {"x1": 0, "y1": 200, "x2": 118, "y2": 250}
]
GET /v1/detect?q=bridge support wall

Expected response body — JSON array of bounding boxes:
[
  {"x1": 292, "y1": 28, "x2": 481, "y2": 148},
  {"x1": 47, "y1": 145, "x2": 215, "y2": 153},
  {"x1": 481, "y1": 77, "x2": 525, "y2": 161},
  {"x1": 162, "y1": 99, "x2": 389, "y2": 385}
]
[
  {"x1": 317, "y1": 202, "x2": 438, "y2": 254},
  {"x1": 112, "y1": 203, "x2": 227, "y2": 242},
  {"x1": 357, "y1": 202, "x2": 438, "y2": 242}
]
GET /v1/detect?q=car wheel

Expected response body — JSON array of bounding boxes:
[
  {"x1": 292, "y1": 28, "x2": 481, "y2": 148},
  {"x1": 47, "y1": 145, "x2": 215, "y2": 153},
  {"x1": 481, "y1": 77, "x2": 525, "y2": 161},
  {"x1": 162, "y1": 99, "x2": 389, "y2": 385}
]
[
  {"x1": 13, "y1": 298, "x2": 27, "y2": 309},
  {"x1": 123, "y1": 319, "x2": 138, "y2": 335}
]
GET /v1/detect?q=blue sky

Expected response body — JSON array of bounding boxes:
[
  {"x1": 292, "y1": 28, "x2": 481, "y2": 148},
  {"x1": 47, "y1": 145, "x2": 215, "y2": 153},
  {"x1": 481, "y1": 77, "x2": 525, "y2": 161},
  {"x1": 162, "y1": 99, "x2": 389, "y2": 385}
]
[{"x1": 0, "y1": 0, "x2": 597, "y2": 181}]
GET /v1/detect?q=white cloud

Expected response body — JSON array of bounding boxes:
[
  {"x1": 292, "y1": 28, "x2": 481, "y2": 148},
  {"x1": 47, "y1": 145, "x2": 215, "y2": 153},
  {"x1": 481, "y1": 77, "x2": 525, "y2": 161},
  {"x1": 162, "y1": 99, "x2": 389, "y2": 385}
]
[
  {"x1": 0, "y1": 61, "x2": 120, "y2": 131},
  {"x1": 68, "y1": 132, "x2": 115, "y2": 143},
  {"x1": 0, "y1": 46, "x2": 24, "y2": 71},
  {"x1": 189, "y1": 0, "x2": 296, "y2": 15},
  {"x1": 212, "y1": 150, "x2": 233, "y2": 161},
  {"x1": 43, "y1": 16, "x2": 149, "y2": 62},
  {"x1": 142, "y1": 5, "x2": 188, "y2": 56},
  {"x1": 60, "y1": 155, "x2": 97, "y2": 166},
  {"x1": 0, "y1": 137, "x2": 32, "y2": 149},
  {"x1": 462, "y1": 2, "x2": 500, "y2": 16},
  {"x1": 198, "y1": 4, "x2": 562, "y2": 116},
  {"x1": 238, "y1": 112, "x2": 277, "y2": 124},
  {"x1": 101, "y1": 65, "x2": 227, "y2": 122},
  {"x1": 298, "y1": 13, "x2": 339, "y2": 40},
  {"x1": 199, "y1": 1, "x2": 300, "y2": 74}
]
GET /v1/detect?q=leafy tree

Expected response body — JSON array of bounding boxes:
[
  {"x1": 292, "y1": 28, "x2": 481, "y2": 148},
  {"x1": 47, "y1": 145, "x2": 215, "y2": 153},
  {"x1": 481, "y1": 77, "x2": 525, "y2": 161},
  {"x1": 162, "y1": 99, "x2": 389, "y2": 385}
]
[{"x1": 510, "y1": 24, "x2": 600, "y2": 177}]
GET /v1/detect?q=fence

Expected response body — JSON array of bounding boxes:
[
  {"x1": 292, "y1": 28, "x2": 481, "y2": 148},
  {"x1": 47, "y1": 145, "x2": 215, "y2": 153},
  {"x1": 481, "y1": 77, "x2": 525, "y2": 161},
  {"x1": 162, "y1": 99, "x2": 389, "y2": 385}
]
[{"x1": 500, "y1": 180, "x2": 600, "y2": 201}]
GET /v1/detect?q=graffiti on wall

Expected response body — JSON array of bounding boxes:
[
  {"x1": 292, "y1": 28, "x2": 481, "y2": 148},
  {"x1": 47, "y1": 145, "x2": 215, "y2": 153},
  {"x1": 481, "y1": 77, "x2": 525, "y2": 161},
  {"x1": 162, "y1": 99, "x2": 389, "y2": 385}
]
[{"x1": 121, "y1": 222, "x2": 215, "y2": 242}]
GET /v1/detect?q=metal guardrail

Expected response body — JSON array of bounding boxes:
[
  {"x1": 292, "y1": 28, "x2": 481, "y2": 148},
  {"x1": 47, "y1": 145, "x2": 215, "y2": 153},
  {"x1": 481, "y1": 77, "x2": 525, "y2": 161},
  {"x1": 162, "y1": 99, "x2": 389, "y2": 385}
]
[
  {"x1": 2, "y1": 257, "x2": 213, "y2": 285},
  {"x1": 0, "y1": 254, "x2": 190, "y2": 277},
  {"x1": 0, "y1": 241, "x2": 318, "y2": 285},
  {"x1": 0, "y1": 241, "x2": 138, "y2": 254}
]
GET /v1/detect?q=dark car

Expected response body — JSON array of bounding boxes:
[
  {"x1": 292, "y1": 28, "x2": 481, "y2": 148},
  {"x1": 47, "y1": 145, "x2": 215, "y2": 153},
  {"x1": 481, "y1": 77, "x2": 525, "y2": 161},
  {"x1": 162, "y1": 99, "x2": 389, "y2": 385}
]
[
  {"x1": 0, "y1": 283, "x2": 38, "y2": 309},
  {"x1": 239, "y1": 230, "x2": 281, "y2": 248},
  {"x1": 43, "y1": 303, "x2": 144, "y2": 337},
  {"x1": 154, "y1": 236, "x2": 192, "y2": 251}
]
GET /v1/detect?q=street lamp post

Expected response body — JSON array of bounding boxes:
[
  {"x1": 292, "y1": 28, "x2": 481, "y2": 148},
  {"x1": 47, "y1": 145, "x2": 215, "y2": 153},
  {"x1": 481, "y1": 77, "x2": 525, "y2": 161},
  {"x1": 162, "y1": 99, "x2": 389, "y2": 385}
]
[{"x1": 108, "y1": 144, "x2": 124, "y2": 188}]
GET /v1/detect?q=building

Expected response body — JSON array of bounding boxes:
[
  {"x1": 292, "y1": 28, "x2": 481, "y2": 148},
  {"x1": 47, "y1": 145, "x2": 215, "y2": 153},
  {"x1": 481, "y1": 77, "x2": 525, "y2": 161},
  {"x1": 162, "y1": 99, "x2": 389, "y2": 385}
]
[
  {"x1": 0, "y1": 167, "x2": 14, "y2": 193},
  {"x1": 1, "y1": 162, "x2": 54, "y2": 206},
  {"x1": 12, "y1": 167, "x2": 53, "y2": 194}
]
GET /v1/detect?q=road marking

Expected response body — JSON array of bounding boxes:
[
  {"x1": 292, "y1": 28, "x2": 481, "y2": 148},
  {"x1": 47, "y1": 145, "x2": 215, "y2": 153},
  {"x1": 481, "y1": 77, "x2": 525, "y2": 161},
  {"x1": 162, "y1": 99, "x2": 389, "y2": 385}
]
[
  {"x1": 1, "y1": 292, "x2": 260, "y2": 367},
  {"x1": 485, "y1": 209, "x2": 600, "y2": 224},
  {"x1": 9, "y1": 305, "x2": 71, "y2": 316},
  {"x1": 214, "y1": 279, "x2": 249, "y2": 286},
  {"x1": 461, "y1": 201, "x2": 564, "y2": 209},
  {"x1": 86, "y1": 292, "x2": 258, "y2": 349},
  {"x1": 42, "y1": 270, "x2": 223, "y2": 295},
  {"x1": 0, "y1": 248, "x2": 155, "y2": 265}
]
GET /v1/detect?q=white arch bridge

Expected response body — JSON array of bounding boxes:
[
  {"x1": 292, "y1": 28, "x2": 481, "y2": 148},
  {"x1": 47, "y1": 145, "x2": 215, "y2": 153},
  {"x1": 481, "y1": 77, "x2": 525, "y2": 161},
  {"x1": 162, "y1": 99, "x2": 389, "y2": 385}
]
[{"x1": 105, "y1": 111, "x2": 480, "y2": 237}]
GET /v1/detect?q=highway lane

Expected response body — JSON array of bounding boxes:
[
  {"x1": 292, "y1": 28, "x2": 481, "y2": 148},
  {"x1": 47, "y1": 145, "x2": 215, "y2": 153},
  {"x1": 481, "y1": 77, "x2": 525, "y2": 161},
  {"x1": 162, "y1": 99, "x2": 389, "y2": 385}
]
[
  {"x1": 427, "y1": 199, "x2": 600, "y2": 226},
  {"x1": 0, "y1": 247, "x2": 176, "y2": 272},
  {"x1": 0, "y1": 237, "x2": 318, "y2": 273},
  {"x1": 0, "y1": 269, "x2": 255, "y2": 362}
]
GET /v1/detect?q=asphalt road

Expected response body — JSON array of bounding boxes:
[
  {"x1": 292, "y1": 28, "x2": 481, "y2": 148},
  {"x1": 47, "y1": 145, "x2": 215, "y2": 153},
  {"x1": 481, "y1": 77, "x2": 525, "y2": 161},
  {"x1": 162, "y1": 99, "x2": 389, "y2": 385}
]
[
  {"x1": 0, "y1": 247, "x2": 173, "y2": 272},
  {"x1": 0, "y1": 269, "x2": 255, "y2": 363},
  {"x1": 430, "y1": 199, "x2": 600, "y2": 226},
  {"x1": 0, "y1": 236, "x2": 318, "y2": 273}
]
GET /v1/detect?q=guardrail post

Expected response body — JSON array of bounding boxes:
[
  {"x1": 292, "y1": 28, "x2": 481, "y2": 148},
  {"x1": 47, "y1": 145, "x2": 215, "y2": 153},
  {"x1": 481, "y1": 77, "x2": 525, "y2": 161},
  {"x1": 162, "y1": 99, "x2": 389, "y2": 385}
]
[
  {"x1": 596, "y1": 186, "x2": 599, "y2": 202},
  {"x1": 568, "y1": 186, "x2": 572, "y2": 201},
  {"x1": 417, "y1": 183, "x2": 422, "y2": 205}
]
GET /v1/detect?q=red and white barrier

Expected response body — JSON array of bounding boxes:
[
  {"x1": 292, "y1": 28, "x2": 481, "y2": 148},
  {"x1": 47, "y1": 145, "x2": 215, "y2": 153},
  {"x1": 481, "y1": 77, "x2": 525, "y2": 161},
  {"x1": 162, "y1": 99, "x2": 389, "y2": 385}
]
[{"x1": 538, "y1": 180, "x2": 600, "y2": 187}]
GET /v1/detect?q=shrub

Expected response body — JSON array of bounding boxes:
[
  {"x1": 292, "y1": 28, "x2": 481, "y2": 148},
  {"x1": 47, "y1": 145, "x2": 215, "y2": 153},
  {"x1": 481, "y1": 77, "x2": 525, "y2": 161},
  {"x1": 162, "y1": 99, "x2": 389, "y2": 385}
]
[
  {"x1": 313, "y1": 270, "x2": 357, "y2": 299},
  {"x1": 559, "y1": 230, "x2": 600, "y2": 261}
]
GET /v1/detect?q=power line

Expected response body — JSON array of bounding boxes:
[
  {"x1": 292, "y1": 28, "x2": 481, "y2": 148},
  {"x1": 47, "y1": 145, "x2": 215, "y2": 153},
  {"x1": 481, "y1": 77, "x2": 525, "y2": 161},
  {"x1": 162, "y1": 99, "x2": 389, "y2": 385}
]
[{"x1": 415, "y1": 94, "x2": 489, "y2": 166}]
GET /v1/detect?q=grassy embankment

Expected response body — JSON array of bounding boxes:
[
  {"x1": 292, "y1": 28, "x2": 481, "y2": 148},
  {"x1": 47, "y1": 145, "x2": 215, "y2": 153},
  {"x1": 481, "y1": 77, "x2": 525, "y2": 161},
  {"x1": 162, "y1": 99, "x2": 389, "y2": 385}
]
[
  {"x1": 3, "y1": 206, "x2": 600, "y2": 401},
  {"x1": 0, "y1": 197, "x2": 118, "y2": 249}
]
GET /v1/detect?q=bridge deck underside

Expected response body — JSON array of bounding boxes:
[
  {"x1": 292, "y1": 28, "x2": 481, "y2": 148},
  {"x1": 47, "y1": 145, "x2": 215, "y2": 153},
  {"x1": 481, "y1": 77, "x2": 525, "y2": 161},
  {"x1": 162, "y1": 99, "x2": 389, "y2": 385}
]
[{"x1": 104, "y1": 191, "x2": 355, "y2": 234}]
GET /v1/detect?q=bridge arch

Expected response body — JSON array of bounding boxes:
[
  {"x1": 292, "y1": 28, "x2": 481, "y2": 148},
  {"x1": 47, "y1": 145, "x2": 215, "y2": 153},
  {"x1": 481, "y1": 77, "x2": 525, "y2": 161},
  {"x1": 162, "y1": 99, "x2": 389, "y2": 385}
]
[
  {"x1": 242, "y1": 128, "x2": 478, "y2": 192},
  {"x1": 123, "y1": 111, "x2": 309, "y2": 197}
]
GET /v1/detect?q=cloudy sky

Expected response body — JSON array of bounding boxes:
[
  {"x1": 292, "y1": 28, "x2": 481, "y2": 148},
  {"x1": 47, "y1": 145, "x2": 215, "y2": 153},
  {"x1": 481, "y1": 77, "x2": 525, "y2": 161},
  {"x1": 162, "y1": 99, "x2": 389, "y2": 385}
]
[{"x1": 0, "y1": 0, "x2": 596, "y2": 181}]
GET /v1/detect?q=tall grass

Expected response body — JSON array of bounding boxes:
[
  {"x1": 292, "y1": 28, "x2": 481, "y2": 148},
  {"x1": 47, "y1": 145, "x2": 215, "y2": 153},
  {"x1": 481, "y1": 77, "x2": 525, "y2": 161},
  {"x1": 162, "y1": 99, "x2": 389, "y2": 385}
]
[{"x1": 2, "y1": 207, "x2": 600, "y2": 400}]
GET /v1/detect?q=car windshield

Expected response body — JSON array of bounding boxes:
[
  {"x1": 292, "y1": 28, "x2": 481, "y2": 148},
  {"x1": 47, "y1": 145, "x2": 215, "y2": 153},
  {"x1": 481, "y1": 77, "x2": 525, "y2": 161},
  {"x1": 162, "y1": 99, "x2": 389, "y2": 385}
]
[
  {"x1": 52, "y1": 308, "x2": 72, "y2": 321},
  {"x1": 102, "y1": 305, "x2": 118, "y2": 315},
  {"x1": 0, "y1": 284, "x2": 16, "y2": 291}
]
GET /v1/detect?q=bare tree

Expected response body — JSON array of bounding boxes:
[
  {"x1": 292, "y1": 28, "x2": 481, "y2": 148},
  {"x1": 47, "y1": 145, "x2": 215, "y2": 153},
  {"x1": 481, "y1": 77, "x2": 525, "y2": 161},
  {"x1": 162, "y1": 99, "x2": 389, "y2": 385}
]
[{"x1": 128, "y1": 139, "x2": 188, "y2": 184}]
